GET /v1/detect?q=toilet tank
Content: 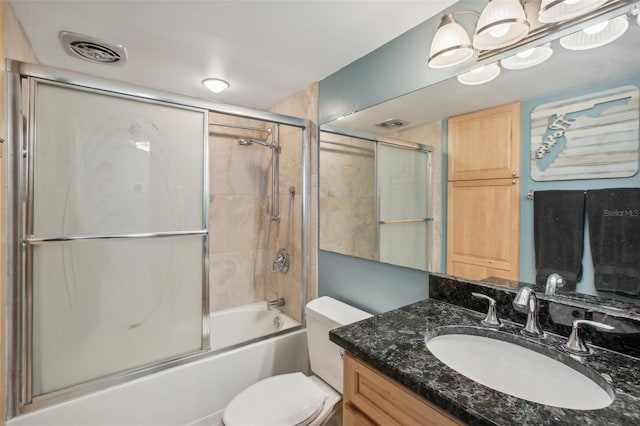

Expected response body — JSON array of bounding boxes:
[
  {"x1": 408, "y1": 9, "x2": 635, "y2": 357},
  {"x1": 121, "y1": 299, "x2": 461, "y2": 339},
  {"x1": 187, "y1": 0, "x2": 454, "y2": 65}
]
[{"x1": 305, "y1": 297, "x2": 371, "y2": 393}]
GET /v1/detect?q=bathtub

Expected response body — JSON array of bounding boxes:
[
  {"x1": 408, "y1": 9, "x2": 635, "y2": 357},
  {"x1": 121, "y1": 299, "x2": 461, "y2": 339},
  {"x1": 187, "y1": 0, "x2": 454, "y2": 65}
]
[
  {"x1": 210, "y1": 301, "x2": 300, "y2": 351},
  {"x1": 8, "y1": 304, "x2": 308, "y2": 426}
]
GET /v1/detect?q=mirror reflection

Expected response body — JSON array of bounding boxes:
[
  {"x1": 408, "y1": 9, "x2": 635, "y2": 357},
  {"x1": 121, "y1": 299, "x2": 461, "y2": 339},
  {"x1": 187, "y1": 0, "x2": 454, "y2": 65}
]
[
  {"x1": 320, "y1": 5, "x2": 640, "y2": 303},
  {"x1": 319, "y1": 130, "x2": 433, "y2": 271}
]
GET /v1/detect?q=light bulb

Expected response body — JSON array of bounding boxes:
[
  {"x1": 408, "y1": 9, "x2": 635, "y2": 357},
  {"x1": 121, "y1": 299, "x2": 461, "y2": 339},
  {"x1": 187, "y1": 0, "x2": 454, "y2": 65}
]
[
  {"x1": 489, "y1": 23, "x2": 512, "y2": 38},
  {"x1": 517, "y1": 48, "x2": 536, "y2": 58},
  {"x1": 583, "y1": 20, "x2": 609, "y2": 35},
  {"x1": 442, "y1": 50, "x2": 457, "y2": 57},
  {"x1": 472, "y1": 66, "x2": 486, "y2": 74},
  {"x1": 564, "y1": 0, "x2": 582, "y2": 5}
]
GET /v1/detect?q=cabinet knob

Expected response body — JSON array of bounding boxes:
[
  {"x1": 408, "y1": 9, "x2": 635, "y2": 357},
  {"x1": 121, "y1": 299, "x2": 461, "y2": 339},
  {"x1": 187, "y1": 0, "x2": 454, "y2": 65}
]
[
  {"x1": 512, "y1": 170, "x2": 517, "y2": 177},
  {"x1": 512, "y1": 179, "x2": 517, "y2": 185}
]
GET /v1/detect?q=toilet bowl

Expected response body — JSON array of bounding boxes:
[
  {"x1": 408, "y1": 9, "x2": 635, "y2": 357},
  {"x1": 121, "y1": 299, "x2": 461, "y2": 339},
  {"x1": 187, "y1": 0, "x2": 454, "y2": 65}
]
[{"x1": 222, "y1": 297, "x2": 371, "y2": 426}]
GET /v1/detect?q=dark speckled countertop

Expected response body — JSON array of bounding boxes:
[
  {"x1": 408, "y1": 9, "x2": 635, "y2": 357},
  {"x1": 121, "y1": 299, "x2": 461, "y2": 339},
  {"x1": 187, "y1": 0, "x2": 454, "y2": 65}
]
[{"x1": 329, "y1": 298, "x2": 640, "y2": 425}]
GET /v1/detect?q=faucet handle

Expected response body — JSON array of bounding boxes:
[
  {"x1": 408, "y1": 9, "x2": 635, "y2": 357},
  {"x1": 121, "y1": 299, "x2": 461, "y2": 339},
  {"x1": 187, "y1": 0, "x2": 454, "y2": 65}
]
[
  {"x1": 471, "y1": 292, "x2": 502, "y2": 328},
  {"x1": 562, "y1": 319, "x2": 614, "y2": 356}
]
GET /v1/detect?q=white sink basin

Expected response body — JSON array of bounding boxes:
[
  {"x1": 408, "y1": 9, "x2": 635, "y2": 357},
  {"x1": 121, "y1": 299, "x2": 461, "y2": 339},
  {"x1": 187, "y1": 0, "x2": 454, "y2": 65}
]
[{"x1": 426, "y1": 333, "x2": 614, "y2": 410}]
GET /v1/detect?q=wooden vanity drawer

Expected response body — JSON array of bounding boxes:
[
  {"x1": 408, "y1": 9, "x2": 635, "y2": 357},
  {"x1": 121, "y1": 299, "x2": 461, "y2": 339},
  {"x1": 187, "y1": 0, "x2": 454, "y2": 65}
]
[{"x1": 343, "y1": 353, "x2": 465, "y2": 426}]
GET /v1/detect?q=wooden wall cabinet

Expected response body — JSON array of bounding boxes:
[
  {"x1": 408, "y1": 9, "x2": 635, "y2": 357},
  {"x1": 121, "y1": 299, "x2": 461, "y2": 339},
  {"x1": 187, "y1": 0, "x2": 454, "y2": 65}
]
[
  {"x1": 343, "y1": 353, "x2": 464, "y2": 426},
  {"x1": 448, "y1": 102, "x2": 521, "y2": 181},
  {"x1": 446, "y1": 102, "x2": 521, "y2": 281}
]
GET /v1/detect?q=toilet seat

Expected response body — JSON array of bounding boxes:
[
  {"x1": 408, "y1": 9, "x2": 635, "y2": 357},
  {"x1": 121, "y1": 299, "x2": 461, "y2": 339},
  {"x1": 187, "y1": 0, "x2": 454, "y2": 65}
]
[{"x1": 223, "y1": 372, "x2": 328, "y2": 426}]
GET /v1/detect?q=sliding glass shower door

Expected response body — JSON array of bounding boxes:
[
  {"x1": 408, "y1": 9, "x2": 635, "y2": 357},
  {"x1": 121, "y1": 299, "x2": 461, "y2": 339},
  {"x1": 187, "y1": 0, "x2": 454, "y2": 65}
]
[{"x1": 26, "y1": 80, "x2": 209, "y2": 396}]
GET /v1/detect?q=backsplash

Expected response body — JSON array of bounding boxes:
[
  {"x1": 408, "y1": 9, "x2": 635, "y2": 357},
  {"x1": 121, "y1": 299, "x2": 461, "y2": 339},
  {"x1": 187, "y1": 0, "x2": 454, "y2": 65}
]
[{"x1": 429, "y1": 273, "x2": 640, "y2": 358}]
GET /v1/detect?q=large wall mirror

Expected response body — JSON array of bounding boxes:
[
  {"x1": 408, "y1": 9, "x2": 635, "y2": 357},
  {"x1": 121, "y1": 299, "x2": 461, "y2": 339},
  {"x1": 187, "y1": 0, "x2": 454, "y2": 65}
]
[{"x1": 319, "y1": 1, "x2": 640, "y2": 304}]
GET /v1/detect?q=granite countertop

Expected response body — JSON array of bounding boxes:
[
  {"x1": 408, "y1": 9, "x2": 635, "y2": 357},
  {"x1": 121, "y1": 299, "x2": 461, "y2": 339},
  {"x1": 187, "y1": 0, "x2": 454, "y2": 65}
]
[{"x1": 329, "y1": 299, "x2": 640, "y2": 425}]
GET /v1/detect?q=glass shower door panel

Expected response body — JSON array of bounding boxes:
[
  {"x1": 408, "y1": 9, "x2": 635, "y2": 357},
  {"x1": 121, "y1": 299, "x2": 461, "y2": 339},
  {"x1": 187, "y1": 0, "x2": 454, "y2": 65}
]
[
  {"x1": 379, "y1": 222, "x2": 428, "y2": 270},
  {"x1": 32, "y1": 82, "x2": 205, "y2": 237},
  {"x1": 377, "y1": 145, "x2": 429, "y2": 270},
  {"x1": 378, "y1": 145, "x2": 428, "y2": 221},
  {"x1": 32, "y1": 236, "x2": 204, "y2": 395}
]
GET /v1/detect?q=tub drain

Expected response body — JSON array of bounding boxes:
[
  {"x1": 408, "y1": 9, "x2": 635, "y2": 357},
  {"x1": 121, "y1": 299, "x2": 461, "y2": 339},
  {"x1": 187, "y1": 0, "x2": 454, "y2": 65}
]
[{"x1": 274, "y1": 316, "x2": 282, "y2": 329}]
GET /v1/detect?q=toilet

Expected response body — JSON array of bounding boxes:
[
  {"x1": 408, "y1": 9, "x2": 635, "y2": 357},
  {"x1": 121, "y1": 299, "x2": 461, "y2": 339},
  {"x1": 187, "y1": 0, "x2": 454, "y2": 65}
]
[{"x1": 222, "y1": 296, "x2": 372, "y2": 426}]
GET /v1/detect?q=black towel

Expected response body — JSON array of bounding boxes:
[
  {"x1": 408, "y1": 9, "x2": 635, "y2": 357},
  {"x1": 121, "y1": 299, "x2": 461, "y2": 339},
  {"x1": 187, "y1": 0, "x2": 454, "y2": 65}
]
[
  {"x1": 534, "y1": 190, "x2": 585, "y2": 290},
  {"x1": 586, "y1": 188, "x2": 640, "y2": 296}
]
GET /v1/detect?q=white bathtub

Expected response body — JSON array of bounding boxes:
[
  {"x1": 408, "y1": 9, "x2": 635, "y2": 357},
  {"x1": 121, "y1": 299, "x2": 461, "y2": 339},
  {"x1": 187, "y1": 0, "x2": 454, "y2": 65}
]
[
  {"x1": 210, "y1": 301, "x2": 300, "y2": 351},
  {"x1": 8, "y1": 305, "x2": 308, "y2": 426}
]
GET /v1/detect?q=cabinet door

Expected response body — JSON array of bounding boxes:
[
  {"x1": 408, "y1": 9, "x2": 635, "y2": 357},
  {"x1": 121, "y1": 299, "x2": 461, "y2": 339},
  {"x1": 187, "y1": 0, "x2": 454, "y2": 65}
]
[
  {"x1": 447, "y1": 178, "x2": 520, "y2": 280},
  {"x1": 448, "y1": 102, "x2": 520, "y2": 181},
  {"x1": 343, "y1": 353, "x2": 465, "y2": 426}
]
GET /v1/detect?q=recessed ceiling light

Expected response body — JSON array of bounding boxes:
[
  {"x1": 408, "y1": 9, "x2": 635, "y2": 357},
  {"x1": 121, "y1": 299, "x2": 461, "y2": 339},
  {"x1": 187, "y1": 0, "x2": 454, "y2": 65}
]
[{"x1": 202, "y1": 78, "x2": 230, "y2": 93}]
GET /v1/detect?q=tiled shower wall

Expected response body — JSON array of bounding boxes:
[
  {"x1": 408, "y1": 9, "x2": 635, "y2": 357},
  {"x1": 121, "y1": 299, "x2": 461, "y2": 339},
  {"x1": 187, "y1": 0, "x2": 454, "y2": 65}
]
[
  {"x1": 208, "y1": 112, "x2": 271, "y2": 312},
  {"x1": 269, "y1": 82, "x2": 319, "y2": 321},
  {"x1": 208, "y1": 81, "x2": 318, "y2": 322},
  {"x1": 319, "y1": 132, "x2": 376, "y2": 260}
]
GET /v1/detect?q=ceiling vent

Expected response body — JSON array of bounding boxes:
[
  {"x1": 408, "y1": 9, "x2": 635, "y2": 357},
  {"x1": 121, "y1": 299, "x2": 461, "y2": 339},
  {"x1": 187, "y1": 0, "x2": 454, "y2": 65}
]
[
  {"x1": 375, "y1": 118, "x2": 409, "y2": 130},
  {"x1": 60, "y1": 31, "x2": 127, "y2": 65}
]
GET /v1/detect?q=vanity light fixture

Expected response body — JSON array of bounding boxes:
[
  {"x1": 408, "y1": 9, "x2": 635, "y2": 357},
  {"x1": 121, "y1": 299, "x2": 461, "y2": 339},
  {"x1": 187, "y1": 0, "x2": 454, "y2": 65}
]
[
  {"x1": 428, "y1": 12, "x2": 477, "y2": 69},
  {"x1": 202, "y1": 78, "x2": 230, "y2": 93},
  {"x1": 473, "y1": 0, "x2": 530, "y2": 50},
  {"x1": 559, "y1": 15, "x2": 629, "y2": 50},
  {"x1": 538, "y1": 0, "x2": 608, "y2": 23},
  {"x1": 500, "y1": 43, "x2": 553, "y2": 69},
  {"x1": 457, "y1": 63, "x2": 501, "y2": 85}
]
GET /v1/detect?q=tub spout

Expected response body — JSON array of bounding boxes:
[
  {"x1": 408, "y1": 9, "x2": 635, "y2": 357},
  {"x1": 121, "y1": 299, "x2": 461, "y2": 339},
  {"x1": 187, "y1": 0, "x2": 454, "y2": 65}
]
[{"x1": 267, "y1": 298, "x2": 285, "y2": 311}]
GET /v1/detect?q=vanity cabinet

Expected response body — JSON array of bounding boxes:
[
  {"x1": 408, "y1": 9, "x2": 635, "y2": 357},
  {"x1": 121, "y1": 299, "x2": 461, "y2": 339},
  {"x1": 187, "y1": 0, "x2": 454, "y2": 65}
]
[
  {"x1": 343, "y1": 353, "x2": 464, "y2": 426},
  {"x1": 446, "y1": 102, "x2": 521, "y2": 281}
]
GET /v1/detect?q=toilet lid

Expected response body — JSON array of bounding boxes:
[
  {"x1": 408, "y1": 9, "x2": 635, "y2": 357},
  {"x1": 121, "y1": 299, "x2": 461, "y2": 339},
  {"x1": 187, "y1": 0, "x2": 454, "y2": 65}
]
[{"x1": 223, "y1": 372, "x2": 327, "y2": 426}]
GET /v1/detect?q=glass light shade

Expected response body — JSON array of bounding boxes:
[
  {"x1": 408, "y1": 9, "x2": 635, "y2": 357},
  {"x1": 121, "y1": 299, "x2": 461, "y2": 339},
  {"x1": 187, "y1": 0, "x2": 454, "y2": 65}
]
[
  {"x1": 560, "y1": 15, "x2": 629, "y2": 50},
  {"x1": 500, "y1": 43, "x2": 553, "y2": 69},
  {"x1": 428, "y1": 15, "x2": 474, "y2": 69},
  {"x1": 539, "y1": 0, "x2": 608, "y2": 24},
  {"x1": 202, "y1": 78, "x2": 230, "y2": 93},
  {"x1": 457, "y1": 63, "x2": 501, "y2": 85},
  {"x1": 473, "y1": 0, "x2": 530, "y2": 50}
]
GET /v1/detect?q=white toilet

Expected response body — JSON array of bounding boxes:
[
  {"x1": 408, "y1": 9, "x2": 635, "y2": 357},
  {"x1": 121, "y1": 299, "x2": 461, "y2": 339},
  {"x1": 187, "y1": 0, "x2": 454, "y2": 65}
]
[{"x1": 222, "y1": 296, "x2": 372, "y2": 426}]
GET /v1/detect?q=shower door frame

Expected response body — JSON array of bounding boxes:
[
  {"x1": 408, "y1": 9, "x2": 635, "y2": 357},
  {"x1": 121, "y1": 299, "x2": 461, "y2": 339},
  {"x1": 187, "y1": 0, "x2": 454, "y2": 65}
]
[{"x1": 5, "y1": 60, "x2": 312, "y2": 418}]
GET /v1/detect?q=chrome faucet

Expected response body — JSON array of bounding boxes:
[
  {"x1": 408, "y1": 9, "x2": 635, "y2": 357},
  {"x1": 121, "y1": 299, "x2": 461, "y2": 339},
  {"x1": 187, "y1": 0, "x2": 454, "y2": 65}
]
[
  {"x1": 471, "y1": 292, "x2": 502, "y2": 328},
  {"x1": 562, "y1": 319, "x2": 614, "y2": 356},
  {"x1": 545, "y1": 273, "x2": 566, "y2": 295},
  {"x1": 267, "y1": 297, "x2": 285, "y2": 311},
  {"x1": 513, "y1": 287, "x2": 545, "y2": 338}
]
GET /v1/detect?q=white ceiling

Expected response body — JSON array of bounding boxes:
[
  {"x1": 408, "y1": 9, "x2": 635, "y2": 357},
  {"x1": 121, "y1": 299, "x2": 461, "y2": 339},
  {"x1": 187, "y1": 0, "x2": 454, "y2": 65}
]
[{"x1": 9, "y1": 0, "x2": 457, "y2": 110}]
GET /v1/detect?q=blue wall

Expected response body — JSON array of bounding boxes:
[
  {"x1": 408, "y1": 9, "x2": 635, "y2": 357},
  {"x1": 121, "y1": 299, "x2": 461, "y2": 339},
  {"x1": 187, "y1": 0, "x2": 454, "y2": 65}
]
[
  {"x1": 519, "y1": 75, "x2": 640, "y2": 297},
  {"x1": 318, "y1": 250, "x2": 428, "y2": 314}
]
